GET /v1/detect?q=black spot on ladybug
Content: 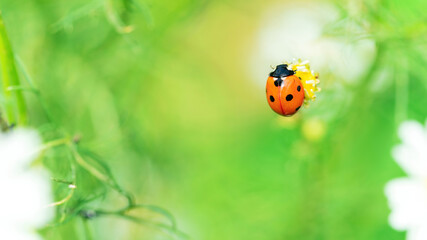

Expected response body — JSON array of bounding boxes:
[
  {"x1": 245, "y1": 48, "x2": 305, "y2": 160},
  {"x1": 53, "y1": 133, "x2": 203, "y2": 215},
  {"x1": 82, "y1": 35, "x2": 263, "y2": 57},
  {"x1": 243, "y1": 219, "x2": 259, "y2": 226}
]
[
  {"x1": 286, "y1": 94, "x2": 293, "y2": 101},
  {"x1": 274, "y1": 79, "x2": 283, "y2": 87},
  {"x1": 270, "y1": 95, "x2": 275, "y2": 102},
  {"x1": 296, "y1": 106, "x2": 300, "y2": 111},
  {"x1": 297, "y1": 85, "x2": 301, "y2": 92}
]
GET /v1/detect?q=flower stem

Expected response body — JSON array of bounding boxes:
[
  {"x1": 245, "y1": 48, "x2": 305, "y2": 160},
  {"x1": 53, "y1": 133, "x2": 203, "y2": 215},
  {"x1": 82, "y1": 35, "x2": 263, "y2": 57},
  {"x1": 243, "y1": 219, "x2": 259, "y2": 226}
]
[{"x1": 0, "y1": 11, "x2": 27, "y2": 126}]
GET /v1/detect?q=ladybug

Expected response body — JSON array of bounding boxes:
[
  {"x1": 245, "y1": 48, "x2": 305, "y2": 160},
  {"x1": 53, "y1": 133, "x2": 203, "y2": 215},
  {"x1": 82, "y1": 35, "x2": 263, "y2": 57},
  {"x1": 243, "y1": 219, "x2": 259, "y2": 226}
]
[{"x1": 266, "y1": 64, "x2": 304, "y2": 116}]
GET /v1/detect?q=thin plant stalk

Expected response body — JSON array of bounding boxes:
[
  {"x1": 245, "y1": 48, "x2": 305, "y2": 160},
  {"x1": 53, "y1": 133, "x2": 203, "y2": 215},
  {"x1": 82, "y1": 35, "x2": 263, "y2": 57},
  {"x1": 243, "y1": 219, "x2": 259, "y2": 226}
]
[{"x1": 0, "y1": 11, "x2": 27, "y2": 126}]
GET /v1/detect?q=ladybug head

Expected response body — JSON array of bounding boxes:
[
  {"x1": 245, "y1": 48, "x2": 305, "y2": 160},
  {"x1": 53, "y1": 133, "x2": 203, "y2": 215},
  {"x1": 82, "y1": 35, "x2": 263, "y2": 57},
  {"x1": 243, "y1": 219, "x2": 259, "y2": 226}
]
[{"x1": 270, "y1": 64, "x2": 294, "y2": 78}]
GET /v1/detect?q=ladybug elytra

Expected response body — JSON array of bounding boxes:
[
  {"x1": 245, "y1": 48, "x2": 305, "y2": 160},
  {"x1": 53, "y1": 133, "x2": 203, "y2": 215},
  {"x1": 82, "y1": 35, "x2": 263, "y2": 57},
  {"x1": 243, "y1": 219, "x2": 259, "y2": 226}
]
[{"x1": 266, "y1": 64, "x2": 305, "y2": 116}]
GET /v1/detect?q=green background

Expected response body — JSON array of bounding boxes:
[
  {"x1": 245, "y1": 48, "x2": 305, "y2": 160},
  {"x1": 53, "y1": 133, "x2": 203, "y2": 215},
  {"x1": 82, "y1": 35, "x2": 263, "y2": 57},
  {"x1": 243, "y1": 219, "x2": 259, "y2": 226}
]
[{"x1": 0, "y1": 0, "x2": 426, "y2": 239}]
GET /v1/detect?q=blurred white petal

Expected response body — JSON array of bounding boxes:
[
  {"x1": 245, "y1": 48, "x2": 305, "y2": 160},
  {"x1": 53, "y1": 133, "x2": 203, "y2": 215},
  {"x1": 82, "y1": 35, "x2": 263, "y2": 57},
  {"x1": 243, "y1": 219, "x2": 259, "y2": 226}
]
[
  {"x1": 385, "y1": 178, "x2": 427, "y2": 230},
  {"x1": 392, "y1": 121, "x2": 427, "y2": 178},
  {"x1": 1, "y1": 170, "x2": 53, "y2": 228},
  {"x1": 398, "y1": 121, "x2": 427, "y2": 145},
  {"x1": 0, "y1": 228, "x2": 43, "y2": 240},
  {"x1": 407, "y1": 226, "x2": 427, "y2": 240},
  {"x1": 0, "y1": 129, "x2": 52, "y2": 239},
  {"x1": 250, "y1": 2, "x2": 375, "y2": 86},
  {"x1": 386, "y1": 120, "x2": 427, "y2": 239},
  {"x1": 0, "y1": 129, "x2": 41, "y2": 174}
]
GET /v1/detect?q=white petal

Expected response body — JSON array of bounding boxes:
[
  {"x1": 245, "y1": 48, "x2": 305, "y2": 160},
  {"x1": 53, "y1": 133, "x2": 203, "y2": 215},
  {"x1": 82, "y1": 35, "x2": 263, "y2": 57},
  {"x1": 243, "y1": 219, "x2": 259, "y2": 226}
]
[
  {"x1": 0, "y1": 170, "x2": 53, "y2": 228},
  {"x1": 0, "y1": 227, "x2": 43, "y2": 240},
  {"x1": 385, "y1": 178, "x2": 427, "y2": 230},
  {"x1": 0, "y1": 129, "x2": 41, "y2": 173},
  {"x1": 392, "y1": 121, "x2": 427, "y2": 178},
  {"x1": 407, "y1": 225, "x2": 427, "y2": 240},
  {"x1": 398, "y1": 121, "x2": 427, "y2": 148},
  {"x1": 248, "y1": 2, "x2": 375, "y2": 86},
  {"x1": 392, "y1": 145, "x2": 427, "y2": 179},
  {"x1": 0, "y1": 129, "x2": 52, "y2": 233}
]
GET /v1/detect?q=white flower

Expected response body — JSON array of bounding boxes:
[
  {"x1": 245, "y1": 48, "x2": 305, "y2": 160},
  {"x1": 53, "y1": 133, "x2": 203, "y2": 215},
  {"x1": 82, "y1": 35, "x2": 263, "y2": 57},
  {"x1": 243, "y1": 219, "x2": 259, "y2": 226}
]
[
  {"x1": 0, "y1": 129, "x2": 53, "y2": 240},
  {"x1": 385, "y1": 120, "x2": 427, "y2": 240},
  {"x1": 250, "y1": 2, "x2": 376, "y2": 86}
]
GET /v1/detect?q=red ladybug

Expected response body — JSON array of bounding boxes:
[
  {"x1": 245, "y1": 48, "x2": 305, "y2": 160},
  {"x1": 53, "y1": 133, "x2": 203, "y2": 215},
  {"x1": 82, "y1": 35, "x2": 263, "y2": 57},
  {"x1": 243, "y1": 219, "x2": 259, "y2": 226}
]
[{"x1": 266, "y1": 64, "x2": 304, "y2": 116}]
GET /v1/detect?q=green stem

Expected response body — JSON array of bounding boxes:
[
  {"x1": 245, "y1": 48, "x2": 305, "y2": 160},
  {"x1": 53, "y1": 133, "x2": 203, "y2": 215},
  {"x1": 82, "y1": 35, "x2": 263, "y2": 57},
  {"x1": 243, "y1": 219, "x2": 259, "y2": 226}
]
[
  {"x1": 82, "y1": 219, "x2": 94, "y2": 240},
  {"x1": 0, "y1": 11, "x2": 27, "y2": 126}
]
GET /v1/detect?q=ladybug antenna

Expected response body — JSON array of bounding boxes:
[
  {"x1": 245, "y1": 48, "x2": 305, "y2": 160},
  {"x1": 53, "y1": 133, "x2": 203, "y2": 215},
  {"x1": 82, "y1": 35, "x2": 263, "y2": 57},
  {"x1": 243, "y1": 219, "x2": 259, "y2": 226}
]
[{"x1": 269, "y1": 64, "x2": 294, "y2": 77}]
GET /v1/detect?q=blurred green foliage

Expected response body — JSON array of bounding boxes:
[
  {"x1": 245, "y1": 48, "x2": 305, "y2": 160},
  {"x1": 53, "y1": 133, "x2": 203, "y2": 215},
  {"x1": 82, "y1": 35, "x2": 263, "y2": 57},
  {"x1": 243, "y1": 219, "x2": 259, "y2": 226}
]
[{"x1": 0, "y1": 0, "x2": 426, "y2": 239}]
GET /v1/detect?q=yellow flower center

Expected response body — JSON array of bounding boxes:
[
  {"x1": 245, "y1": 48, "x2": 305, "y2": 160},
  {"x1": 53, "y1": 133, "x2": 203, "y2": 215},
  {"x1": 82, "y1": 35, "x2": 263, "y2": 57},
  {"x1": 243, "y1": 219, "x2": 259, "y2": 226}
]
[{"x1": 287, "y1": 59, "x2": 320, "y2": 104}]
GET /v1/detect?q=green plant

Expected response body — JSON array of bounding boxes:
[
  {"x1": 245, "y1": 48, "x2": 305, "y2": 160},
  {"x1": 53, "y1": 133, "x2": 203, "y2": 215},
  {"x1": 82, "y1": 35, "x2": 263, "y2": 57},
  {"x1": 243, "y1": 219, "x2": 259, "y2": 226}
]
[{"x1": 0, "y1": 5, "x2": 186, "y2": 240}]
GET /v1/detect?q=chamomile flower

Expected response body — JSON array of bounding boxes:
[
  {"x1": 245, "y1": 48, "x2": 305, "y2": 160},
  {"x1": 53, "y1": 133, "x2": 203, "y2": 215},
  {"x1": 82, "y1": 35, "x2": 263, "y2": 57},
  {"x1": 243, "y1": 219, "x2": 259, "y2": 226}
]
[
  {"x1": 251, "y1": 2, "x2": 375, "y2": 86},
  {"x1": 385, "y1": 120, "x2": 427, "y2": 240},
  {"x1": 287, "y1": 59, "x2": 320, "y2": 103},
  {"x1": 0, "y1": 129, "x2": 52, "y2": 240}
]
